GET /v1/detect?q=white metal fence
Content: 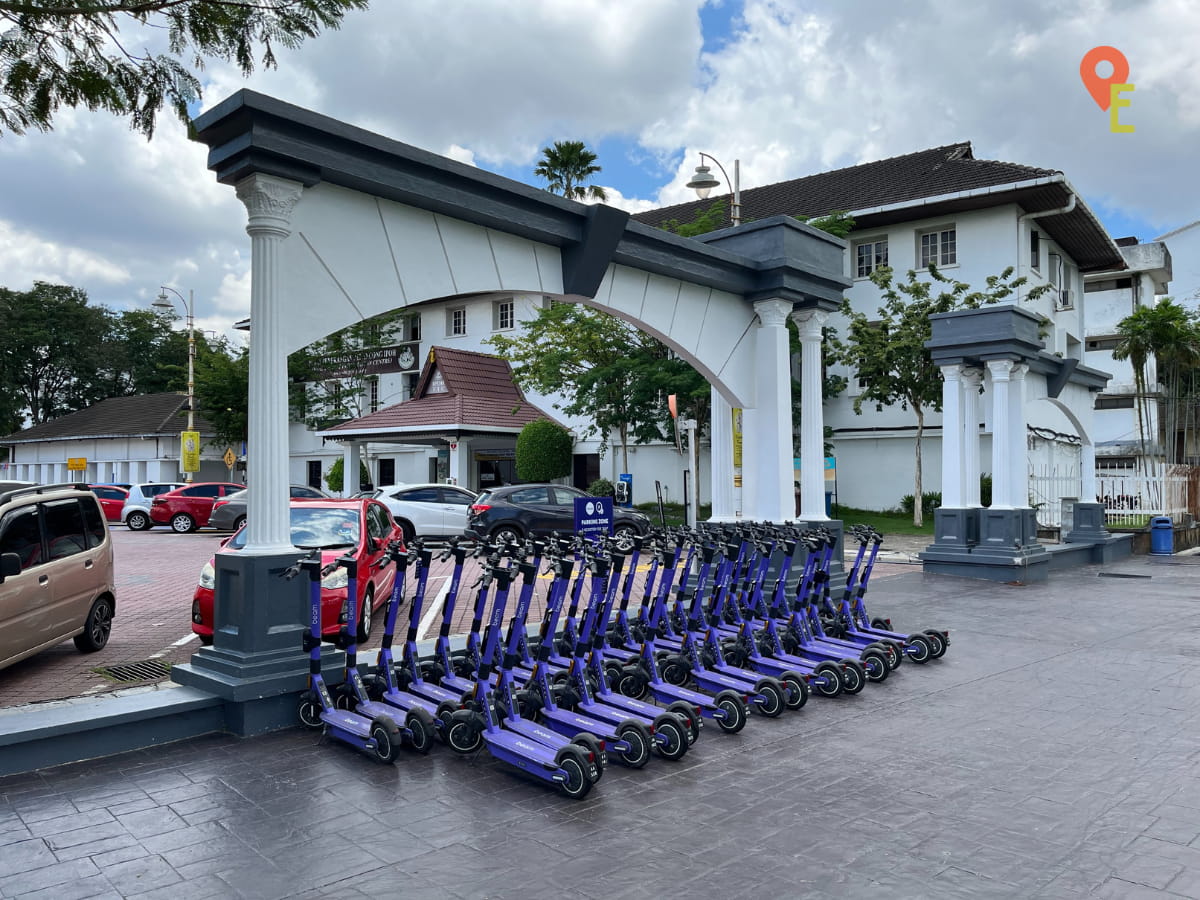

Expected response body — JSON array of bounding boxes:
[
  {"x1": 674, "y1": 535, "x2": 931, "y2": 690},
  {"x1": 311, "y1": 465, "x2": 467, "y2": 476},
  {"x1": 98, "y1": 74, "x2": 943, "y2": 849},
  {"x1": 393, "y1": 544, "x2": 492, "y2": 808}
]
[
  {"x1": 1027, "y1": 464, "x2": 1199, "y2": 529},
  {"x1": 1028, "y1": 465, "x2": 1080, "y2": 529}
]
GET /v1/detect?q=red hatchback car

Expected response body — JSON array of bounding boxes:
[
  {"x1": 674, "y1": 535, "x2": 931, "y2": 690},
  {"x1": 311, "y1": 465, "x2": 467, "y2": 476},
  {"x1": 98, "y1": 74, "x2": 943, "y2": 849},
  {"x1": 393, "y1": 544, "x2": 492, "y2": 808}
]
[
  {"x1": 89, "y1": 485, "x2": 130, "y2": 522},
  {"x1": 191, "y1": 498, "x2": 403, "y2": 646},
  {"x1": 150, "y1": 482, "x2": 244, "y2": 533}
]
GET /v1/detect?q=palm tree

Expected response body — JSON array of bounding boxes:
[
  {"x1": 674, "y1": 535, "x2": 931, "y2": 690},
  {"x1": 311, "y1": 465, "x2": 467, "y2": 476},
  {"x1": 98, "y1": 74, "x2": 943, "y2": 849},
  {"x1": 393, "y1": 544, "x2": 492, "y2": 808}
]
[
  {"x1": 534, "y1": 140, "x2": 609, "y2": 202},
  {"x1": 1113, "y1": 304, "x2": 1157, "y2": 470}
]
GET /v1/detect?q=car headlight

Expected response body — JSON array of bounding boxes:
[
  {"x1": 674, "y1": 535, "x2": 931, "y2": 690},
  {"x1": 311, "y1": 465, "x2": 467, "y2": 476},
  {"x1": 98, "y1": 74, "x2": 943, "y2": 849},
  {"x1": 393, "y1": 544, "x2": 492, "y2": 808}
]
[
  {"x1": 199, "y1": 561, "x2": 215, "y2": 589},
  {"x1": 322, "y1": 567, "x2": 348, "y2": 590}
]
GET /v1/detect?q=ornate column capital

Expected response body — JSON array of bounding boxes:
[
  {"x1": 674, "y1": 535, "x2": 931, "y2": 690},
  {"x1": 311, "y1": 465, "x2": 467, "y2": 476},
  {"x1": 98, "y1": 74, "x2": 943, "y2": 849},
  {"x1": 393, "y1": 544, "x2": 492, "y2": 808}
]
[
  {"x1": 235, "y1": 174, "x2": 303, "y2": 238},
  {"x1": 940, "y1": 363, "x2": 963, "y2": 382},
  {"x1": 986, "y1": 358, "x2": 1016, "y2": 381},
  {"x1": 961, "y1": 366, "x2": 985, "y2": 389},
  {"x1": 790, "y1": 307, "x2": 829, "y2": 340},
  {"x1": 753, "y1": 298, "x2": 792, "y2": 329}
]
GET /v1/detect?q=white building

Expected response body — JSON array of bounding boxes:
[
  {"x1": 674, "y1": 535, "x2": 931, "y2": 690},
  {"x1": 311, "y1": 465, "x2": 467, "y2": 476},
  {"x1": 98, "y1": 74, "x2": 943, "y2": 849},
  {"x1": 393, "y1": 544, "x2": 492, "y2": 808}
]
[{"x1": 639, "y1": 142, "x2": 1126, "y2": 513}]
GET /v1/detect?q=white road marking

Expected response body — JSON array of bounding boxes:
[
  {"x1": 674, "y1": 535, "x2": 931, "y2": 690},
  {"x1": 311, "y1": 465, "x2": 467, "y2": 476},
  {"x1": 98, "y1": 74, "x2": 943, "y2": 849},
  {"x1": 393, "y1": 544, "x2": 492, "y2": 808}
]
[
  {"x1": 151, "y1": 633, "x2": 199, "y2": 657},
  {"x1": 417, "y1": 576, "x2": 450, "y2": 641}
]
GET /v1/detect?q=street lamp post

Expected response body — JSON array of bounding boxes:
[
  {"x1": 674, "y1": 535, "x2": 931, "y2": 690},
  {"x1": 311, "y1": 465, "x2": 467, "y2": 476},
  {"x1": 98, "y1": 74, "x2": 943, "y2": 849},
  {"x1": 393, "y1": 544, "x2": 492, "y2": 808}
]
[
  {"x1": 152, "y1": 286, "x2": 196, "y2": 483},
  {"x1": 686, "y1": 152, "x2": 741, "y2": 227}
]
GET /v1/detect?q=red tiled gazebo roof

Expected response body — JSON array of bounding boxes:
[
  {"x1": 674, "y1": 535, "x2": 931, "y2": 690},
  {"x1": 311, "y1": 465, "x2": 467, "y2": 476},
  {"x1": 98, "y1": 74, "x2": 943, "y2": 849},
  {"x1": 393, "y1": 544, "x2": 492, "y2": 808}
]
[{"x1": 320, "y1": 346, "x2": 562, "y2": 441}]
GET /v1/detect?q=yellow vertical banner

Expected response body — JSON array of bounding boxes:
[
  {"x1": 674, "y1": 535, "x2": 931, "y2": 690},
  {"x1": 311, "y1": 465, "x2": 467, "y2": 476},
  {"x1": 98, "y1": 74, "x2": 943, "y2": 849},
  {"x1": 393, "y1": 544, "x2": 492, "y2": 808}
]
[
  {"x1": 732, "y1": 407, "x2": 743, "y2": 468},
  {"x1": 181, "y1": 431, "x2": 201, "y2": 473}
]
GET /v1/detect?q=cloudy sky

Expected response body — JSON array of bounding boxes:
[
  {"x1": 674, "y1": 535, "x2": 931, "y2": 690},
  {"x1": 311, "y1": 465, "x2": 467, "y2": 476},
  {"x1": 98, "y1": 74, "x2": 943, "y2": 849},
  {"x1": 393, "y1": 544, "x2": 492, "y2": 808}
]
[{"x1": 0, "y1": 0, "x2": 1196, "y2": 340}]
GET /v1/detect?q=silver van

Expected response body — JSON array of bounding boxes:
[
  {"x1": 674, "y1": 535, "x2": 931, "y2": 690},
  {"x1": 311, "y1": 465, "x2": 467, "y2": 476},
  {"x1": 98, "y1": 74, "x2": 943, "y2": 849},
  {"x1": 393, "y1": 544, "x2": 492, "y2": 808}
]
[{"x1": 0, "y1": 483, "x2": 116, "y2": 671}]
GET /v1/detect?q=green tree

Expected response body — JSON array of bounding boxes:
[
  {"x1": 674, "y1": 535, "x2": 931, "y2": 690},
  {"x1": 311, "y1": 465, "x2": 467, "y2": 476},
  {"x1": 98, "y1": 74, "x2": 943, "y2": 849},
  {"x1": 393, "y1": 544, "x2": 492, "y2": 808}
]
[
  {"x1": 0, "y1": 0, "x2": 369, "y2": 138},
  {"x1": 533, "y1": 140, "x2": 608, "y2": 201},
  {"x1": 1113, "y1": 298, "x2": 1200, "y2": 467},
  {"x1": 0, "y1": 281, "x2": 115, "y2": 425},
  {"x1": 486, "y1": 303, "x2": 706, "y2": 473},
  {"x1": 193, "y1": 343, "x2": 248, "y2": 447},
  {"x1": 835, "y1": 265, "x2": 1048, "y2": 526},
  {"x1": 516, "y1": 419, "x2": 572, "y2": 482},
  {"x1": 323, "y1": 455, "x2": 370, "y2": 493}
]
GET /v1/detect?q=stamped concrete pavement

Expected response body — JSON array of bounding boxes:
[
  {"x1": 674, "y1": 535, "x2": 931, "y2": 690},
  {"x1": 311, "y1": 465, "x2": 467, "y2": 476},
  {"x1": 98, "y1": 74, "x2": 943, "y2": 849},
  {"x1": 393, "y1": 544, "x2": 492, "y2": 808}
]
[{"x1": 2, "y1": 552, "x2": 1200, "y2": 898}]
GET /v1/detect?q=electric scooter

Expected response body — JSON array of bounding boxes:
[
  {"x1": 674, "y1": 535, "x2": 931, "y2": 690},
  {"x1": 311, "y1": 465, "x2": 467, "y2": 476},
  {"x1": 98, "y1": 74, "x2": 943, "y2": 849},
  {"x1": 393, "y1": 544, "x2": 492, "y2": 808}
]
[{"x1": 289, "y1": 552, "x2": 404, "y2": 764}]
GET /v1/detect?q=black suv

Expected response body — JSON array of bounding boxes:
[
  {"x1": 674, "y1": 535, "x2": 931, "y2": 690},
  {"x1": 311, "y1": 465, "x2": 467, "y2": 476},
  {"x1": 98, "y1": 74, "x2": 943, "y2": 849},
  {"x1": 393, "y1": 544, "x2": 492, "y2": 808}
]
[{"x1": 465, "y1": 484, "x2": 650, "y2": 547}]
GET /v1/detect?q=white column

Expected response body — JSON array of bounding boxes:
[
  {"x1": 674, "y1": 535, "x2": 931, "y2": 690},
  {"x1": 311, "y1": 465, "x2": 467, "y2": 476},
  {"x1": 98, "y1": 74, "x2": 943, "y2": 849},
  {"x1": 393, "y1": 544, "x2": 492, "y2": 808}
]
[
  {"x1": 792, "y1": 307, "x2": 830, "y2": 521},
  {"x1": 709, "y1": 387, "x2": 736, "y2": 521},
  {"x1": 939, "y1": 364, "x2": 965, "y2": 507},
  {"x1": 1010, "y1": 363, "x2": 1029, "y2": 508},
  {"x1": 962, "y1": 367, "x2": 984, "y2": 506},
  {"x1": 342, "y1": 442, "x2": 362, "y2": 498},
  {"x1": 987, "y1": 359, "x2": 1015, "y2": 508},
  {"x1": 236, "y1": 174, "x2": 303, "y2": 554},
  {"x1": 447, "y1": 438, "x2": 471, "y2": 487},
  {"x1": 742, "y1": 299, "x2": 794, "y2": 522},
  {"x1": 1081, "y1": 441, "x2": 1097, "y2": 503}
]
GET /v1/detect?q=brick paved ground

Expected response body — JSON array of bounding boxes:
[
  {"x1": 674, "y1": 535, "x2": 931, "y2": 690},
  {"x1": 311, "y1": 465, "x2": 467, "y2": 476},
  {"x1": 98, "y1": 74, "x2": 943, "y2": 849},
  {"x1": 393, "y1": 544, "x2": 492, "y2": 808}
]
[
  {"x1": 1, "y1": 552, "x2": 1199, "y2": 898},
  {"x1": 0, "y1": 524, "x2": 922, "y2": 708}
]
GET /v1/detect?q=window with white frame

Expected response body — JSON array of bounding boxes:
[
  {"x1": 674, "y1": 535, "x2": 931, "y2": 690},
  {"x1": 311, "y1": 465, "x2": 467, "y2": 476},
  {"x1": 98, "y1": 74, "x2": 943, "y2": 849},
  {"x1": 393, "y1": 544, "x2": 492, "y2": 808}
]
[
  {"x1": 918, "y1": 227, "x2": 957, "y2": 268},
  {"x1": 368, "y1": 377, "x2": 379, "y2": 414},
  {"x1": 446, "y1": 306, "x2": 466, "y2": 336},
  {"x1": 1030, "y1": 229, "x2": 1041, "y2": 271},
  {"x1": 493, "y1": 298, "x2": 514, "y2": 331},
  {"x1": 853, "y1": 238, "x2": 888, "y2": 278}
]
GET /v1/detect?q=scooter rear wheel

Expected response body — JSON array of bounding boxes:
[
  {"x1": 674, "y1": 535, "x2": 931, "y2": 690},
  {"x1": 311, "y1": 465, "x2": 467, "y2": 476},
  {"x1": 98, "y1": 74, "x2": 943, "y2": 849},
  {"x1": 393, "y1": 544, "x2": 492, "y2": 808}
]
[
  {"x1": 922, "y1": 629, "x2": 947, "y2": 658},
  {"x1": 906, "y1": 634, "x2": 933, "y2": 663},
  {"x1": 297, "y1": 692, "x2": 323, "y2": 730},
  {"x1": 369, "y1": 718, "x2": 400, "y2": 764},
  {"x1": 616, "y1": 720, "x2": 651, "y2": 769},
  {"x1": 753, "y1": 678, "x2": 785, "y2": 718},
  {"x1": 713, "y1": 690, "x2": 747, "y2": 734},
  {"x1": 555, "y1": 745, "x2": 594, "y2": 800},
  {"x1": 860, "y1": 649, "x2": 890, "y2": 683},
  {"x1": 571, "y1": 732, "x2": 607, "y2": 775},
  {"x1": 840, "y1": 660, "x2": 866, "y2": 695},
  {"x1": 665, "y1": 701, "x2": 701, "y2": 744},
  {"x1": 812, "y1": 662, "x2": 844, "y2": 698},
  {"x1": 779, "y1": 671, "x2": 809, "y2": 710},
  {"x1": 406, "y1": 709, "x2": 435, "y2": 755},
  {"x1": 652, "y1": 715, "x2": 688, "y2": 761}
]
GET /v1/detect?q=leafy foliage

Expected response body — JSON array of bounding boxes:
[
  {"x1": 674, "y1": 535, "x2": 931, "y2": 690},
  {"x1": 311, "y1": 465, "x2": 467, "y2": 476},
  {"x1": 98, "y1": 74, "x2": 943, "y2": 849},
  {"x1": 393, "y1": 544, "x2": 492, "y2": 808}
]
[
  {"x1": 486, "y1": 303, "x2": 708, "y2": 472},
  {"x1": 658, "y1": 199, "x2": 729, "y2": 236},
  {"x1": 323, "y1": 455, "x2": 371, "y2": 493},
  {"x1": 0, "y1": 0, "x2": 368, "y2": 138},
  {"x1": 795, "y1": 210, "x2": 855, "y2": 238},
  {"x1": 533, "y1": 139, "x2": 607, "y2": 201},
  {"x1": 192, "y1": 342, "x2": 248, "y2": 446},
  {"x1": 515, "y1": 419, "x2": 572, "y2": 482},
  {"x1": 834, "y1": 265, "x2": 1048, "y2": 525},
  {"x1": 587, "y1": 477, "x2": 615, "y2": 498}
]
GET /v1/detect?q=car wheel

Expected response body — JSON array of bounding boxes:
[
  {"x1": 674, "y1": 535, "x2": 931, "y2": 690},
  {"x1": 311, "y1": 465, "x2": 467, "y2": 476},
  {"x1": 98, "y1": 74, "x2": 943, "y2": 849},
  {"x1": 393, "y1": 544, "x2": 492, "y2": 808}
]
[
  {"x1": 126, "y1": 510, "x2": 150, "y2": 531},
  {"x1": 198, "y1": 634, "x2": 213, "y2": 647},
  {"x1": 613, "y1": 524, "x2": 640, "y2": 552},
  {"x1": 357, "y1": 586, "x2": 375, "y2": 644},
  {"x1": 489, "y1": 524, "x2": 523, "y2": 546},
  {"x1": 397, "y1": 519, "x2": 415, "y2": 545},
  {"x1": 171, "y1": 513, "x2": 196, "y2": 534},
  {"x1": 232, "y1": 515, "x2": 246, "y2": 532},
  {"x1": 74, "y1": 596, "x2": 114, "y2": 653}
]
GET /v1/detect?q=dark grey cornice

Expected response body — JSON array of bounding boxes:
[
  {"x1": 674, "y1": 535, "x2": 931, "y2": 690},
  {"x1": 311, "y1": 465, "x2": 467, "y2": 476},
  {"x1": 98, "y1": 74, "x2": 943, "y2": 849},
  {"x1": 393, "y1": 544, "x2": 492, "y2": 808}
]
[{"x1": 192, "y1": 91, "x2": 850, "y2": 308}]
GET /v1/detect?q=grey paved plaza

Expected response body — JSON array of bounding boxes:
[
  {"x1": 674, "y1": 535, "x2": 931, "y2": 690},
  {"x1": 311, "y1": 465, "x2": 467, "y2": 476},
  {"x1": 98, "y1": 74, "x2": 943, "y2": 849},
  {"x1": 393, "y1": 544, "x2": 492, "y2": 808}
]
[{"x1": 2, "y1": 554, "x2": 1200, "y2": 899}]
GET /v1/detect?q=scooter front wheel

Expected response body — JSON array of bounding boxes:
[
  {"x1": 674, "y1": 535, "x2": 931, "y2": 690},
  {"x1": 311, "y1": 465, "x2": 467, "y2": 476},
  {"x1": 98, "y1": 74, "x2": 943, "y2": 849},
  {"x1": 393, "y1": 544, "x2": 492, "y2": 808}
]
[
  {"x1": 406, "y1": 709, "x2": 435, "y2": 755},
  {"x1": 860, "y1": 649, "x2": 890, "y2": 683},
  {"x1": 616, "y1": 667, "x2": 648, "y2": 700},
  {"x1": 616, "y1": 720, "x2": 651, "y2": 769},
  {"x1": 297, "y1": 693, "x2": 323, "y2": 730},
  {"x1": 812, "y1": 662, "x2": 844, "y2": 698},
  {"x1": 905, "y1": 634, "x2": 933, "y2": 663},
  {"x1": 753, "y1": 678, "x2": 785, "y2": 718},
  {"x1": 446, "y1": 711, "x2": 484, "y2": 754},
  {"x1": 652, "y1": 715, "x2": 688, "y2": 761},
  {"x1": 779, "y1": 671, "x2": 809, "y2": 710}
]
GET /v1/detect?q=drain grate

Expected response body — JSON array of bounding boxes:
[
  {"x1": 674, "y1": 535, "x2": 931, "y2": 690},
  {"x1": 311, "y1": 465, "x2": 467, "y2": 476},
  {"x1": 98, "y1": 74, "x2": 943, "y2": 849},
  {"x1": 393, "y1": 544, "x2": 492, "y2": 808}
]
[{"x1": 93, "y1": 659, "x2": 171, "y2": 683}]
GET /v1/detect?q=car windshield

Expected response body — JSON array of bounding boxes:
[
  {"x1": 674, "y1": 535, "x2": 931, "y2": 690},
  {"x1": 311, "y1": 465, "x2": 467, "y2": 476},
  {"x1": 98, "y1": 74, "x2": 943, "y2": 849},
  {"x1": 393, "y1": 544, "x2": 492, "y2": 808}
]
[{"x1": 228, "y1": 506, "x2": 360, "y2": 550}]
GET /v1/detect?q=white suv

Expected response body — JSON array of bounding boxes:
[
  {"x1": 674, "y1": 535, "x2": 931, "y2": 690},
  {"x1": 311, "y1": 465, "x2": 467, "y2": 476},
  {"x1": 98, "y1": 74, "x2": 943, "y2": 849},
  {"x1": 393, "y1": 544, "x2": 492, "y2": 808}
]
[
  {"x1": 121, "y1": 482, "x2": 184, "y2": 530},
  {"x1": 375, "y1": 483, "x2": 477, "y2": 542}
]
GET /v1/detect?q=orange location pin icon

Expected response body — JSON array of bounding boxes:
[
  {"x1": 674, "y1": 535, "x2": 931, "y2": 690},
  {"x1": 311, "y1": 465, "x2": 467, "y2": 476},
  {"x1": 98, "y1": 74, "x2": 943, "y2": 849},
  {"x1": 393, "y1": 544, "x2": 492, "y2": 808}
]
[{"x1": 1080, "y1": 46, "x2": 1130, "y2": 110}]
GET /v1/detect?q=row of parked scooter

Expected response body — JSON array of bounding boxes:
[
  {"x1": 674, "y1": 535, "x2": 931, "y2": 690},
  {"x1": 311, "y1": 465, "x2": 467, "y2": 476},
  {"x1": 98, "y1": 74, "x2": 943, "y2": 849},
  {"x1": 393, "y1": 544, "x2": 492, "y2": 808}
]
[{"x1": 287, "y1": 522, "x2": 949, "y2": 799}]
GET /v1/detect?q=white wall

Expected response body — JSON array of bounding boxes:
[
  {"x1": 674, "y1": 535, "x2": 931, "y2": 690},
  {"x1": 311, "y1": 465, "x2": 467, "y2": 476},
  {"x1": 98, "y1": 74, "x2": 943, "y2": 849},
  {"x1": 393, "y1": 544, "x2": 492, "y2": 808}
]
[{"x1": 1161, "y1": 222, "x2": 1200, "y2": 308}]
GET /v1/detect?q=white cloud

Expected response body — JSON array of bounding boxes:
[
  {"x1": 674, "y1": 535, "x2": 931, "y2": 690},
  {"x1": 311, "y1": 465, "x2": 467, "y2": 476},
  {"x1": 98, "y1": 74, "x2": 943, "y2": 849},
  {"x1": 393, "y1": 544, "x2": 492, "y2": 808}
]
[{"x1": 0, "y1": 220, "x2": 131, "y2": 286}]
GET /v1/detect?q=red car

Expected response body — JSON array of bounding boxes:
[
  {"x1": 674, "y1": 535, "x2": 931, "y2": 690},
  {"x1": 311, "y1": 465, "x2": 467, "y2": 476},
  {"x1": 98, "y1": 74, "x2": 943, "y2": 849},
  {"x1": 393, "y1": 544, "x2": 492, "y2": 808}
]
[
  {"x1": 149, "y1": 482, "x2": 244, "y2": 533},
  {"x1": 191, "y1": 498, "x2": 403, "y2": 646},
  {"x1": 89, "y1": 485, "x2": 130, "y2": 522}
]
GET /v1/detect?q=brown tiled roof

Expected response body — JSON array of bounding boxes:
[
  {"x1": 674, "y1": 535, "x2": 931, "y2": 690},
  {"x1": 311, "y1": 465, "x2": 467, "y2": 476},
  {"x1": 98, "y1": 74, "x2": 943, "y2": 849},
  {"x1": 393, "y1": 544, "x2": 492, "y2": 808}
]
[
  {"x1": 0, "y1": 394, "x2": 215, "y2": 443},
  {"x1": 634, "y1": 142, "x2": 1123, "y2": 272},
  {"x1": 635, "y1": 143, "x2": 1058, "y2": 228},
  {"x1": 325, "y1": 347, "x2": 560, "y2": 436}
]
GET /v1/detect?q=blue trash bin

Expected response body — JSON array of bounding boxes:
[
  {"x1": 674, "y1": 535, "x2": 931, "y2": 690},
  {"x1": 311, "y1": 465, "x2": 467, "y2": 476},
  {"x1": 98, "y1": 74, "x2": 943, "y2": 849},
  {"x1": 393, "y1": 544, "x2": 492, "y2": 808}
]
[
  {"x1": 824, "y1": 491, "x2": 833, "y2": 516},
  {"x1": 1150, "y1": 516, "x2": 1174, "y2": 555}
]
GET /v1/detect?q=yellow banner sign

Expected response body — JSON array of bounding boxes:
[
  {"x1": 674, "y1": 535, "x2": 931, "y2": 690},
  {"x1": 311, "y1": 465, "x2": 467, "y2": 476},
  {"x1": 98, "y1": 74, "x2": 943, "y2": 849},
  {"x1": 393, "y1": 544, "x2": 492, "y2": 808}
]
[
  {"x1": 67, "y1": 457, "x2": 87, "y2": 471},
  {"x1": 732, "y1": 408, "x2": 743, "y2": 468},
  {"x1": 181, "y1": 431, "x2": 201, "y2": 473}
]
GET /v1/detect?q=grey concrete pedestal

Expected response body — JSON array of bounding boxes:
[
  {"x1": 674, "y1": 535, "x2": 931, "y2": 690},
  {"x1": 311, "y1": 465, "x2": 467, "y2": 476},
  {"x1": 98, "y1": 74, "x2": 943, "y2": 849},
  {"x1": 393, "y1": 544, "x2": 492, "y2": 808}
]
[
  {"x1": 172, "y1": 551, "x2": 344, "y2": 735},
  {"x1": 921, "y1": 507, "x2": 1049, "y2": 583}
]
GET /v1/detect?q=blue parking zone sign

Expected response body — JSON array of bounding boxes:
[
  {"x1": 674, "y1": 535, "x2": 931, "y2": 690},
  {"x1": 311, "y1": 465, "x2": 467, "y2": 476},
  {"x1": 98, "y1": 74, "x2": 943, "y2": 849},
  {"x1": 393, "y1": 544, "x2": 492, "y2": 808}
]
[{"x1": 574, "y1": 496, "x2": 613, "y2": 537}]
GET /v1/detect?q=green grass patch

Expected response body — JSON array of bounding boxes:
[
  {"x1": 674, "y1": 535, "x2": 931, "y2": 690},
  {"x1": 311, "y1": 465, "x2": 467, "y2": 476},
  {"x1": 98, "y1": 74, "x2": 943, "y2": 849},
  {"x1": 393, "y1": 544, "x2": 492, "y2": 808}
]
[{"x1": 832, "y1": 505, "x2": 935, "y2": 536}]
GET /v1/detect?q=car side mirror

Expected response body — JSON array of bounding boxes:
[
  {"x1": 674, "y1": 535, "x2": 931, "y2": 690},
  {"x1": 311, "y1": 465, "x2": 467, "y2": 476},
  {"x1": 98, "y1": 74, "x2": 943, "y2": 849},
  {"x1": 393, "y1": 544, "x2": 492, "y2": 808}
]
[{"x1": 0, "y1": 551, "x2": 20, "y2": 581}]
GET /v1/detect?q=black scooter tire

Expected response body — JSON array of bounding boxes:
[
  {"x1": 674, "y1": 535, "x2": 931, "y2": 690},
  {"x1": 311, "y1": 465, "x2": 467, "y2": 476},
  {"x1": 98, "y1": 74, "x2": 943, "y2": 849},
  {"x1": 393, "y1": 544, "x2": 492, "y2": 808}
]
[
  {"x1": 860, "y1": 649, "x2": 890, "y2": 683},
  {"x1": 616, "y1": 667, "x2": 649, "y2": 700},
  {"x1": 405, "y1": 709, "x2": 435, "y2": 755},
  {"x1": 840, "y1": 660, "x2": 866, "y2": 695},
  {"x1": 906, "y1": 633, "x2": 933, "y2": 663},
  {"x1": 652, "y1": 714, "x2": 688, "y2": 761},
  {"x1": 661, "y1": 658, "x2": 690, "y2": 687},
  {"x1": 555, "y1": 745, "x2": 594, "y2": 800},
  {"x1": 713, "y1": 690, "x2": 747, "y2": 734},
  {"x1": 869, "y1": 640, "x2": 901, "y2": 670},
  {"x1": 616, "y1": 720, "x2": 652, "y2": 769},
  {"x1": 922, "y1": 629, "x2": 947, "y2": 658},
  {"x1": 297, "y1": 692, "x2": 323, "y2": 730},
  {"x1": 812, "y1": 662, "x2": 844, "y2": 698},
  {"x1": 369, "y1": 718, "x2": 400, "y2": 765},
  {"x1": 752, "y1": 678, "x2": 785, "y2": 718},
  {"x1": 665, "y1": 701, "x2": 701, "y2": 744},
  {"x1": 779, "y1": 671, "x2": 809, "y2": 710},
  {"x1": 445, "y1": 710, "x2": 485, "y2": 754}
]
